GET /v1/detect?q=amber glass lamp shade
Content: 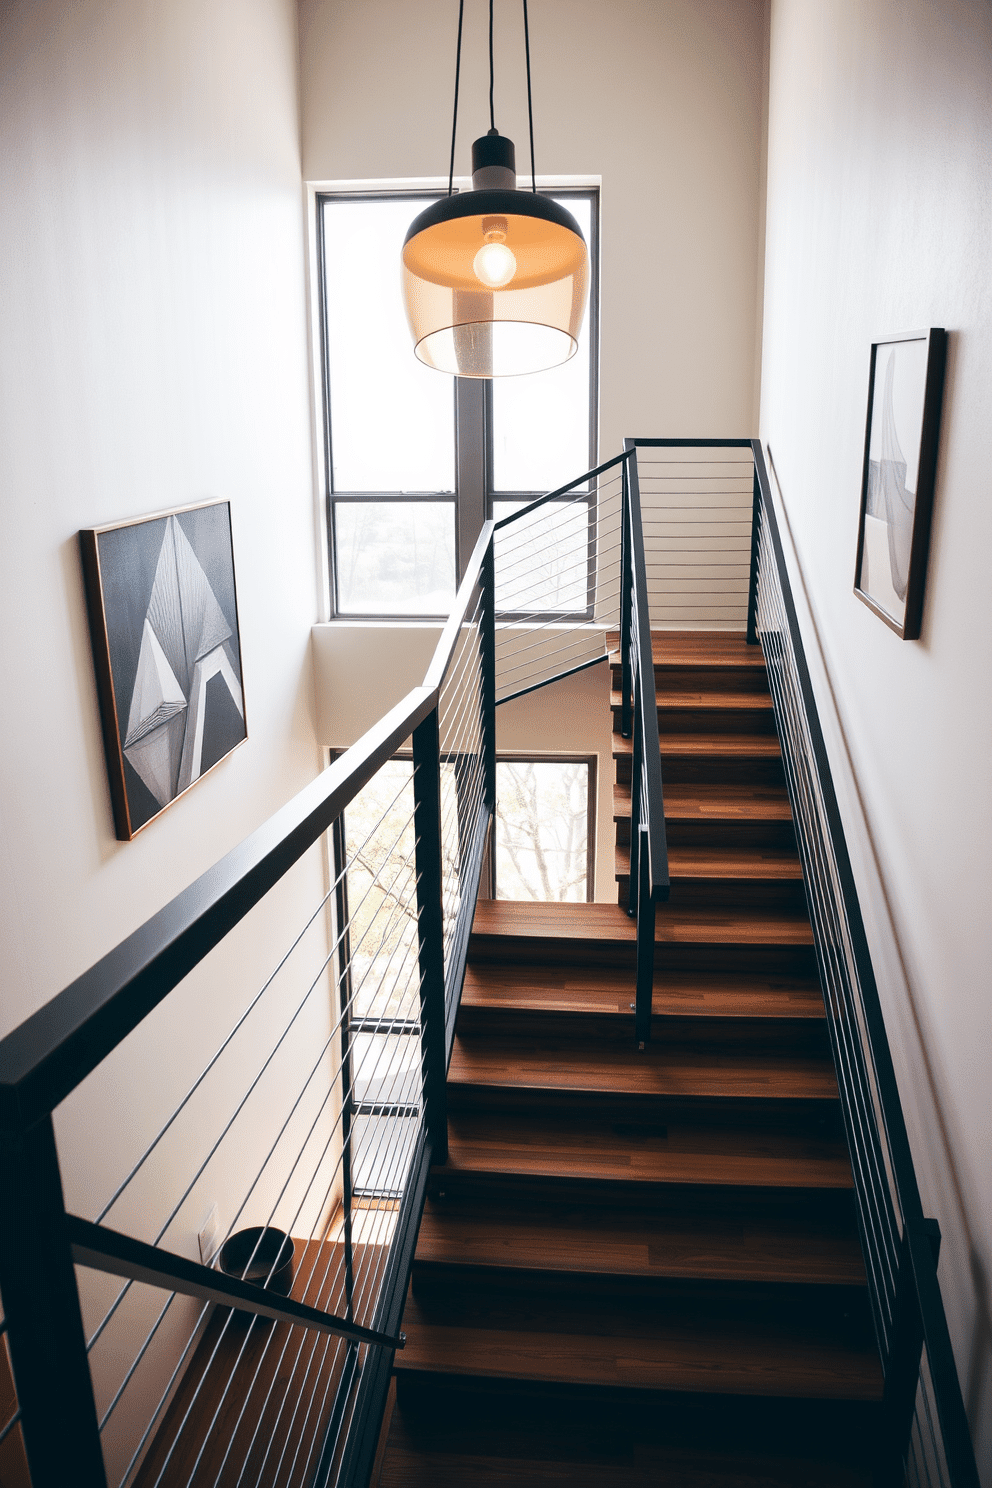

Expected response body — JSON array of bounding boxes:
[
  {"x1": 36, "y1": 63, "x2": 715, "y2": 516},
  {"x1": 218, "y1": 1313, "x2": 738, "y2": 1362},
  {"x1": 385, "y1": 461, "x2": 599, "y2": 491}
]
[{"x1": 402, "y1": 139, "x2": 588, "y2": 377}]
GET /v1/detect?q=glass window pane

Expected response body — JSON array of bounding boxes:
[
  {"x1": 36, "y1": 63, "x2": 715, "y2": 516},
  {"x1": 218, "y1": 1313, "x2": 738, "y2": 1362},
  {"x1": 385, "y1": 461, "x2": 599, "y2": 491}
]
[
  {"x1": 491, "y1": 196, "x2": 593, "y2": 494},
  {"x1": 351, "y1": 1032, "x2": 422, "y2": 1110},
  {"x1": 495, "y1": 759, "x2": 590, "y2": 901},
  {"x1": 334, "y1": 501, "x2": 455, "y2": 615},
  {"x1": 322, "y1": 197, "x2": 455, "y2": 493},
  {"x1": 494, "y1": 498, "x2": 592, "y2": 614},
  {"x1": 344, "y1": 760, "x2": 419, "y2": 1021},
  {"x1": 352, "y1": 1113, "x2": 418, "y2": 1198}
]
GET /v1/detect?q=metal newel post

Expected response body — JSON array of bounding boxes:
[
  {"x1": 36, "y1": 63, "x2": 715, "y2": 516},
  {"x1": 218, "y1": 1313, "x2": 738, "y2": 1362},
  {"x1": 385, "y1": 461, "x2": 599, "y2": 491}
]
[
  {"x1": 634, "y1": 826, "x2": 656, "y2": 1050},
  {"x1": 412, "y1": 707, "x2": 449, "y2": 1166},
  {"x1": 0, "y1": 1115, "x2": 107, "y2": 1487}
]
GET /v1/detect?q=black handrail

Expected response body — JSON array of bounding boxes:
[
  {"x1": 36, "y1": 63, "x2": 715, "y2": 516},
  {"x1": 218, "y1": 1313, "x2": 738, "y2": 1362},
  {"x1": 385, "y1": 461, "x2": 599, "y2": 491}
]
[
  {"x1": 67, "y1": 1216, "x2": 404, "y2": 1350},
  {"x1": 749, "y1": 442, "x2": 980, "y2": 1488}
]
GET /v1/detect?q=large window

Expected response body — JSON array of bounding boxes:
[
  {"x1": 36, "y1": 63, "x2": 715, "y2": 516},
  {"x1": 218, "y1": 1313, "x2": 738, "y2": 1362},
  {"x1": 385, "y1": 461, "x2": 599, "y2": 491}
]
[
  {"x1": 494, "y1": 757, "x2": 595, "y2": 902},
  {"x1": 317, "y1": 189, "x2": 598, "y2": 618}
]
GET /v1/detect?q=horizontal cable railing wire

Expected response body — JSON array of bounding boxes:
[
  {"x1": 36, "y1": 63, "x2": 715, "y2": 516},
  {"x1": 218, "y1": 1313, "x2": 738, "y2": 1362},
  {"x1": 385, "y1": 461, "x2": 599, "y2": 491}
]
[
  {"x1": 751, "y1": 444, "x2": 979, "y2": 1488},
  {"x1": 492, "y1": 455, "x2": 626, "y2": 704},
  {"x1": 631, "y1": 439, "x2": 756, "y2": 630}
]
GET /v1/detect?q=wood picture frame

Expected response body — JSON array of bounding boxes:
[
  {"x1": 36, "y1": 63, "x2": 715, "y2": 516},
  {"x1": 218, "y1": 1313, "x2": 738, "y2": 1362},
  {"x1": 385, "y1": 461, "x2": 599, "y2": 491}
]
[
  {"x1": 80, "y1": 499, "x2": 247, "y2": 840},
  {"x1": 853, "y1": 327, "x2": 947, "y2": 639}
]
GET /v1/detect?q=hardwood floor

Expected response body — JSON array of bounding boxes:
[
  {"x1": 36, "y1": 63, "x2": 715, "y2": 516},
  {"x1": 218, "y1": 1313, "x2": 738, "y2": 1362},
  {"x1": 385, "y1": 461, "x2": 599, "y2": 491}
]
[{"x1": 380, "y1": 632, "x2": 884, "y2": 1486}]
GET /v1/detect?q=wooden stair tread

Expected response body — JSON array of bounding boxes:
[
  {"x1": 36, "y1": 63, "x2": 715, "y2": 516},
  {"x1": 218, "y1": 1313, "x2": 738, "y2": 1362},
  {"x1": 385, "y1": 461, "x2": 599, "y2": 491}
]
[
  {"x1": 613, "y1": 733, "x2": 782, "y2": 759},
  {"x1": 612, "y1": 690, "x2": 774, "y2": 711},
  {"x1": 396, "y1": 1290, "x2": 882, "y2": 1400},
  {"x1": 461, "y1": 964, "x2": 824, "y2": 1020},
  {"x1": 471, "y1": 899, "x2": 813, "y2": 948},
  {"x1": 416, "y1": 1201, "x2": 866, "y2": 1286},
  {"x1": 613, "y1": 841, "x2": 803, "y2": 880},
  {"x1": 448, "y1": 1035, "x2": 837, "y2": 1100},
  {"x1": 620, "y1": 782, "x2": 793, "y2": 820},
  {"x1": 443, "y1": 1111, "x2": 854, "y2": 1190},
  {"x1": 606, "y1": 631, "x2": 769, "y2": 668}
]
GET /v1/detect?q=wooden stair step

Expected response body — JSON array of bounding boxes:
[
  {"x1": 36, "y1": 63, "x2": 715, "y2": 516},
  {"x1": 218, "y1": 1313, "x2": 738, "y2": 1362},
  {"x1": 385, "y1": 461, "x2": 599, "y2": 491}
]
[
  {"x1": 613, "y1": 840, "x2": 803, "y2": 881},
  {"x1": 613, "y1": 689, "x2": 774, "y2": 712},
  {"x1": 447, "y1": 1035, "x2": 837, "y2": 1101},
  {"x1": 415, "y1": 1197, "x2": 866, "y2": 1287},
  {"x1": 460, "y1": 964, "x2": 824, "y2": 1021},
  {"x1": 606, "y1": 631, "x2": 768, "y2": 668},
  {"x1": 470, "y1": 899, "x2": 812, "y2": 952},
  {"x1": 442, "y1": 1110, "x2": 854, "y2": 1190},
  {"x1": 396, "y1": 1285, "x2": 882, "y2": 1400},
  {"x1": 613, "y1": 781, "x2": 793, "y2": 821},
  {"x1": 614, "y1": 732, "x2": 783, "y2": 759}
]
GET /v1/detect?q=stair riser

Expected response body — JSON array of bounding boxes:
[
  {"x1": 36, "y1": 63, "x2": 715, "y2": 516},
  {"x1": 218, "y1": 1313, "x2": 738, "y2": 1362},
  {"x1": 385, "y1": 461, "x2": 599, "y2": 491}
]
[
  {"x1": 611, "y1": 664, "x2": 771, "y2": 696},
  {"x1": 469, "y1": 939, "x2": 817, "y2": 977},
  {"x1": 455, "y1": 1006, "x2": 831, "y2": 1052},
  {"x1": 615, "y1": 759, "x2": 786, "y2": 790},
  {"x1": 614, "y1": 875, "x2": 808, "y2": 914},
  {"x1": 613, "y1": 705, "x2": 777, "y2": 735},
  {"x1": 422, "y1": 1177, "x2": 858, "y2": 1220},
  {"x1": 662, "y1": 818, "x2": 798, "y2": 850}
]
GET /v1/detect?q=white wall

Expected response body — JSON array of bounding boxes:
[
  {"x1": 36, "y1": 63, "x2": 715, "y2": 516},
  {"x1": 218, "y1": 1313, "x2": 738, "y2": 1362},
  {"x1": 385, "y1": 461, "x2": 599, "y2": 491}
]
[
  {"x1": 0, "y1": 0, "x2": 330, "y2": 1472},
  {"x1": 299, "y1": 0, "x2": 767, "y2": 450},
  {"x1": 760, "y1": 0, "x2": 992, "y2": 1472}
]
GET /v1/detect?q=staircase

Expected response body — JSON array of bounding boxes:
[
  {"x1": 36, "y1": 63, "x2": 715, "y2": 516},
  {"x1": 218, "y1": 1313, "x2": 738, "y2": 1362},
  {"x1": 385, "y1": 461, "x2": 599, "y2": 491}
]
[{"x1": 376, "y1": 633, "x2": 885, "y2": 1485}]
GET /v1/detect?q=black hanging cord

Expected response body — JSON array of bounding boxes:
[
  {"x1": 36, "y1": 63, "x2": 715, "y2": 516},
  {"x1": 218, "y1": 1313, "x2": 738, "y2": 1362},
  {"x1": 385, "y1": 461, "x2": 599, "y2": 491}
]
[
  {"x1": 522, "y1": 0, "x2": 536, "y2": 191},
  {"x1": 448, "y1": 0, "x2": 466, "y2": 196},
  {"x1": 489, "y1": 0, "x2": 496, "y2": 130}
]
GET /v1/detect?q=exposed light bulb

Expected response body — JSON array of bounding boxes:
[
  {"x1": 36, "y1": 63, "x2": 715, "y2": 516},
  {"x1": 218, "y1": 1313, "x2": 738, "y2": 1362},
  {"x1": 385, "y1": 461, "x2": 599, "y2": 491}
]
[{"x1": 473, "y1": 239, "x2": 517, "y2": 288}]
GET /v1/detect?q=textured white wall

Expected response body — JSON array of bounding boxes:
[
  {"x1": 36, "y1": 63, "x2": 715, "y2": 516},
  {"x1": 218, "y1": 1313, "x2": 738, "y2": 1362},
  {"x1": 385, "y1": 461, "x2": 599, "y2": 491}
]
[
  {"x1": 0, "y1": 0, "x2": 329, "y2": 1471},
  {"x1": 760, "y1": 0, "x2": 992, "y2": 1472}
]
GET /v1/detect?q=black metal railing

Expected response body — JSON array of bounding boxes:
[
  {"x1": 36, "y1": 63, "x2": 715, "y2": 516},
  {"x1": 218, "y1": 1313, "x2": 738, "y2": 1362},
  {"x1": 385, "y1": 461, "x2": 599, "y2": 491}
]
[
  {"x1": 750, "y1": 443, "x2": 980, "y2": 1488},
  {"x1": 0, "y1": 457, "x2": 667, "y2": 1488},
  {"x1": 619, "y1": 443, "x2": 669, "y2": 1044}
]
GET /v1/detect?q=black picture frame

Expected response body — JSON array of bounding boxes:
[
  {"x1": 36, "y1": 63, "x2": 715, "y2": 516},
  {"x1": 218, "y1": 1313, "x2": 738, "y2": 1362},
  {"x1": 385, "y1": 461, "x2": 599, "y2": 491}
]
[
  {"x1": 80, "y1": 499, "x2": 247, "y2": 840},
  {"x1": 854, "y1": 327, "x2": 947, "y2": 639}
]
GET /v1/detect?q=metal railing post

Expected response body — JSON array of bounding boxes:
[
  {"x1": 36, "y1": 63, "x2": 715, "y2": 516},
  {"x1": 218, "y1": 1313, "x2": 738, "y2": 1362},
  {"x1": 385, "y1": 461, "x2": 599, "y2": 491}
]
[
  {"x1": 480, "y1": 545, "x2": 497, "y2": 814},
  {"x1": 746, "y1": 458, "x2": 762, "y2": 645},
  {"x1": 620, "y1": 462, "x2": 633, "y2": 739},
  {"x1": 0, "y1": 1115, "x2": 107, "y2": 1487},
  {"x1": 331, "y1": 815, "x2": 355, "y2": 1322},
  {"x1": 412, "y1": 707, "x2": 449, "y2": 1166},
  {"x1": 634, "y1": 826, "x2": 656, "y2": 1050}
]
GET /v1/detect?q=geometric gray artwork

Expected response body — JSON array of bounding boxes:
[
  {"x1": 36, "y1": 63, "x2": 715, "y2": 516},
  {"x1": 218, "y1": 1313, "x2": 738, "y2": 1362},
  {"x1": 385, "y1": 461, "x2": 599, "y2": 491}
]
[{"x1": 80, "y1": 501, "x2": 247, "y2": 839}]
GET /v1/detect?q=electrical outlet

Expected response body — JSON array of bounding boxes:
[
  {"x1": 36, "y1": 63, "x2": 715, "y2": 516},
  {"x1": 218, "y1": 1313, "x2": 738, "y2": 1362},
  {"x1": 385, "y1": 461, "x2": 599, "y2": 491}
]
[{"x1": 198, "y1": 1203, "x2": 221, "y2": 1266}]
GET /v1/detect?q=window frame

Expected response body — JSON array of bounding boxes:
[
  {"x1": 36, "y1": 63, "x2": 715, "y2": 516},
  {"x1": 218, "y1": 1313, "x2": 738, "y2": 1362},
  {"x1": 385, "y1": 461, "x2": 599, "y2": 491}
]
[
  {"x1": 491, "y1": 753, "x2": 597, "y2": 903},
  {"x1": 313, "y1": 182, "x2": 600, "y2": 622}
]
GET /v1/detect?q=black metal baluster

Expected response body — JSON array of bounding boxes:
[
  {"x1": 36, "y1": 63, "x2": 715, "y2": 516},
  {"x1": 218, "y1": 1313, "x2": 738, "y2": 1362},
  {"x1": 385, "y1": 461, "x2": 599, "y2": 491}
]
[
  {"x1": 331, "y1": 815, "x2": 356, "y2": 1323},
  {"x1": 620, "y1": 463, "x2": 633, "y2": 739},
  {"x1": 746, "y1": 462, "x2": 762, "y2": 645},
  {"x1": 0, "y1": 1115, "x2": 106, "y2": 1487},
  {"x1": 627, "y1": 671, "x2": 643, "y2": 919},
  {"x1": 480, "y1": 546, "x2": 497, "y2": 815},
  {"x1": 412, "y1": 709, "x2": 449, "y2": 1165}
]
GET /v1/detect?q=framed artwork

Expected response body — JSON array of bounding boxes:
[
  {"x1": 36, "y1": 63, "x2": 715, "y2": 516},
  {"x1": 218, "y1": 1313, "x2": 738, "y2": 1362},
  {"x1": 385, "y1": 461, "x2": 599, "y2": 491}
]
[
  {"x1": 854, "y1": 327, "x2": 947, "y2": 638},
  {"x1": 80, "y1": 500, "x2": 247, "y2": 840}
]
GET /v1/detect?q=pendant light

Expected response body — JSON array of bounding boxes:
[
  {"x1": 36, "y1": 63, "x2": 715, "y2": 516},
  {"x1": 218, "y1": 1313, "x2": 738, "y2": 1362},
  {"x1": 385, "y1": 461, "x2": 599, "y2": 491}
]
[{"x1": 402, "y1": 0, "x2": 588, "y2": 378}]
